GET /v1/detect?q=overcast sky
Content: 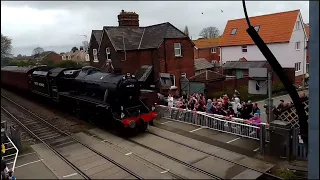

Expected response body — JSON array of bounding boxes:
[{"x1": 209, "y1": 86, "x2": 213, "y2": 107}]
[{"x1": 1, "y1": 1, "x2": 309, "y2": 56}]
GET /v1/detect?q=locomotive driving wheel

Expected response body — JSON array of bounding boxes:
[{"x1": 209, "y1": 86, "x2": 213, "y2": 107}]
[{"x1": 138, "y1": 119, "x2": 148, "y2": 132}]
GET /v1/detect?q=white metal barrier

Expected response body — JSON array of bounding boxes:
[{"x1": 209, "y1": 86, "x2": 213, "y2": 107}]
[
  {"x1": 156, "y1": 105, "x2": 269, "y2": 141},
  {"x1": 1, "y1": 121, "x2": 19, "y2": 173}
]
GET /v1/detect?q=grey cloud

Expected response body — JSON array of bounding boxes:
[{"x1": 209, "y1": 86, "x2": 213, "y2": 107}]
[{"x1": 1, "y1": 1, "x2": 309, "y2": 56}]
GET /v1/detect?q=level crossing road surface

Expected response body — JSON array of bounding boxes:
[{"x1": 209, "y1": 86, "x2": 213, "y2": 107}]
[
  {"x1": 154, "y1": 118, "x2": 260, "y2": 157},
  {"x1": 5, "y1": 151, "x2": 59, "y2": 179},
  {"x1": 255, "y1": 90, "x2": 309, "y2": 122}
]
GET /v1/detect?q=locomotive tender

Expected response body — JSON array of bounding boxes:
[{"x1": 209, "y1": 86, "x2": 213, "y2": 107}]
[{"x1": 1, "y1": 65, "x2": 157, "y2": 133}]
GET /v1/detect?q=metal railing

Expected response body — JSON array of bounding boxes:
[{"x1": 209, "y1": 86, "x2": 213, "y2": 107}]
[
  {"x1": 1, "y1": 121, "x2": 19, "y2": 172},
  {"x1": 156, "y1": 105, "x2": 269, "y2": 141}
]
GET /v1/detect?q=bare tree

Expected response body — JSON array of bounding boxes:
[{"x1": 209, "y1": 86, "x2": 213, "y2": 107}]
[
  {"x1": 32, "y1": 47, "x2": 44, "y2": 56},
  {"x1": 184, "y1": 26, "x2": 189, "y2": 37},
  {"x1": 17, "y1": 54, "x2": 22, "y2": 58},
  {"x1": 1, "y1": 34, "x2": 12, "y2": 59},
  {"x1": 199, "y1": 26, "x2": 220, "y2": 39}
]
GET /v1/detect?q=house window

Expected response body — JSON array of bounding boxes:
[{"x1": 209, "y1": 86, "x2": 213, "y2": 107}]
[
  {"x1": 295, "y1": 42, "x2": 300, "y2": 50},
  {"x1": 106, "y1": 47, "x2": 111, "y2": 60},
  {"x1": 211, "y1": 48, "x2": 217, "y2": 53},
  {"x1": 85, "y1": 54, "x2": 90, "y2": 62},
  {"x1": 93, "y1": 49, "x2": 98, "y2": 62},
  {"x1": 254, "y1": 25, "x2": 260, "y2": 32},
  {"x1": 241, "y1": 46, "x2": 248, "y2": 52},
  {"x1": 296, "y1": 21, "x2": 300, "y2": 30},
  {"x1": 295, "y1": 62, "x2": 301, "y2": 71},
  {"x1": 170, "y1": 74, "x2": 175, "y2": 86},
  {"x1": 62, "y1": 55, "x2": 66, "y2": 60},
  {"x1": 68, "y1": 55, "x2": 71, "y2": 60},
  {"x1": 231, "y1": 28, "x2": 238, "y2": 35},
  {"x1": 174, "y1": 43, "x2": 182, "y2": 57}
]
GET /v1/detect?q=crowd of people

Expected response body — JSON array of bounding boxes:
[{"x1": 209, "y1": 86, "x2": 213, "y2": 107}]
[
  {"x1": 171, "y1": 92, "x2": 261, "y2": 121},
  {"x1": 163, "y1": 90, "x2": 308, "y2": 125}
]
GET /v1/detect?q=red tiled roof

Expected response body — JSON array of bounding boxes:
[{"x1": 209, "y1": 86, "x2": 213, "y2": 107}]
[
  {"x1": 219, "y1": 9, "x2": 300, "y2": 47},
  {"x1": 193, "y1": 37, "x2": 220, "y2": 49}
]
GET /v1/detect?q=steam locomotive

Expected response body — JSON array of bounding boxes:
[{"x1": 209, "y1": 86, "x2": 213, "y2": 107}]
[{"x1": 1, "y1": 65, "x2": 157, "y2": 134}]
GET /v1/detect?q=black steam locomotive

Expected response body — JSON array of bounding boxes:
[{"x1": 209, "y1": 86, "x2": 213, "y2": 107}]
[{"x1": 2, "y1": 65, "x2": 157, "y2": 133}]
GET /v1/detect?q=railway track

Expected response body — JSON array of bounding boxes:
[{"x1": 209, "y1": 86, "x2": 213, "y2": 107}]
[
  {"x1": 89, "y1": 130, "x2": 222, "y2": 179},
  {"x1": 1, "y1": 95, "x2": 144, "y2": 180},
  {"x1": 0, "y1": 92, "x2": 283, "y2": 180},
  {"x1": 146, "y1": 132, "x2": 283, "y2": 180},
  {"x1": 1, "y1": 94, "x2": 193, "y2": 179}
]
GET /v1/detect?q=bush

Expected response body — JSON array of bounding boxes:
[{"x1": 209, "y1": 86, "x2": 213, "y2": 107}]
[
  {"x1": 57, "y1": 60, "x2": 84, "y2": 68},
  {"x1": 273, "y1": 168, "x2": 299, "y2": 179},
  {"x1": 7, "y1": 60, "x2": 36, "y2": 67}
]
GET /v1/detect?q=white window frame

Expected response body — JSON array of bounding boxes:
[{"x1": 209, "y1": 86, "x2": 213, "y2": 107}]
[
  {"x1": 211, "y1": 48, "x2": 217, "y2": 53},
  {"x1": 170, "y1": 74, "x2": 176, "y2": 86},
  {"x1": 68, "y1": 55, "x2": 71, "y2": 60},
  {"x1": 85, "y1": 54, "x2": 90, "y2": 62},
  {"x1": 93, "y1": 49, "x2": 98, "y2": 62},
  {"x1": 174, "y1": 43, "x2": 182, "y2": 57},
  {"x1": 295, "y1": 42, "x2": 300, "y2": 50},
  {"x1": 295, "y1": 62, "x2": 301, "y2": 72},
  {"x1": 106, "y1": 47, "x2": 111, "y2": 60},
  {"x1": 296, "y1": 21, "x2": 300, "y2": 30},
  {"x1": 62, "y1": 55, "x2": 66, "y2": 60},
  {"x1": 241, "y1": 46, "x2": 248, "y2": 53},
  {"x1": 231, "y1": 28, "x2": 237, "y2": 35}
]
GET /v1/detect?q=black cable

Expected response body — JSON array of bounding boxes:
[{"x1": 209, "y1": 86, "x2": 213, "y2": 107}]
[
  {"x1": 241, "y1": 0, "x2": 251, "y2": 27},
  {"x1": 241, "y1": 0, "x2": 308, "y2": 152}
]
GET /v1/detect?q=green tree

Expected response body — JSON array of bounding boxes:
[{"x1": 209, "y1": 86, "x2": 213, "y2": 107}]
[
  {"x1": 71, "y1": 46, "x2": 79, "y2": 53},
  {"x1": 1, "y1": 34, "x2": 12, "y2": 60},
  {"x1": 183, "y1": 26, "x2": 189, "y2": 37}
]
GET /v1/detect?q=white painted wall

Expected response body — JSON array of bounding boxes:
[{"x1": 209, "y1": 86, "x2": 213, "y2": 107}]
[{"x1": 221, "y1": 13, "x2": 307, "y2": 77}]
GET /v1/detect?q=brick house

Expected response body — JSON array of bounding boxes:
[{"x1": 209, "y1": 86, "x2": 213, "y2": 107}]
[
  {"x1": 32, "y1": 51, "x2": 62, "y2": 65},
  {"x1": 193, "y1": 37, "x2": 221, "y2": 64},
  {"x1": 61, "y1": 50, "x2": 89, "y2": 62},
  {"x1": 219, "y1": 9, "x2": 308, "y2": 86},
  {"x1": 88, "y1": 10, "x2": 195, "y2": 93}
]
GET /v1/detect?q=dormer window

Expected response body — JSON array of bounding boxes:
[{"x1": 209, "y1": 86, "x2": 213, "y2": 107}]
[
  {"x1": 211, "y1": 48, "x2": 217, "y2": 53},
  {"x1": 254, "y1": 25, "x2": 260, "y2": 32},
  {"x1": 296, "y1": 21, "x2": 300, "y2": 30},
  {"x1": 106, "y1": 47, "x2": 111, "y2": 60},
  {"x1": 231, "y1": 28, "x2": 238, "y2": 35}
]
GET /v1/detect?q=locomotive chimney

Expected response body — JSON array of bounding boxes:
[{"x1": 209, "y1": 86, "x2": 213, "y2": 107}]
[{"x1": 118, "y1": 10, "x2": 139, "y2": 27}]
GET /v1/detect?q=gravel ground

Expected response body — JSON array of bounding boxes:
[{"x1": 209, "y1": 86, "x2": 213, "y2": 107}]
[
  {"x1": 1, "y1": 108, "x2": 38, "y2": 145},
  {"x1": 1, "y1": 88, "x2": 94, "y2": 138}
]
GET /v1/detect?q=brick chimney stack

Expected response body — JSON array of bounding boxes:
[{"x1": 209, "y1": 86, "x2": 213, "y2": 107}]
[{"x1": 118, "y1": 10, "x2": 139, "y2": 27}]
